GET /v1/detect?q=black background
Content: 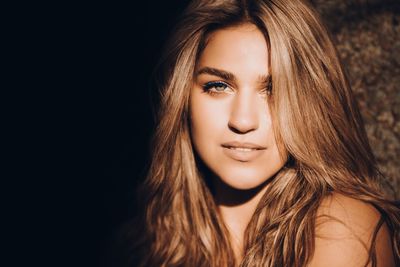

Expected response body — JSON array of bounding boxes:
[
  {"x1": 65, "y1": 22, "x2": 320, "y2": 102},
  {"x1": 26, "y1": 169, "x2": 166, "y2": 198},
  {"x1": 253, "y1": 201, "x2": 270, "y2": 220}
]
[{"x1": 46, "y1": 1, "x2": 190, "y2": 266}]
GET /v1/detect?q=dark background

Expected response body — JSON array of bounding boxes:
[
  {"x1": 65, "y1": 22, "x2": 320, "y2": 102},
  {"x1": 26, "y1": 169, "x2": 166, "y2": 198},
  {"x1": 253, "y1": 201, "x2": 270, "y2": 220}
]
[
  {"x1": 20, "y1": 1, "x2": 398, "y2": 267},
  {"x1": 46, "y1": 1, "x2": 191, "y2": 267},
  {"x1": 82, "y1": 2, "x2": 190, "y2": 267},
  {"x1": 79, "y1": 2, "x2": 189, "y2": 266}
]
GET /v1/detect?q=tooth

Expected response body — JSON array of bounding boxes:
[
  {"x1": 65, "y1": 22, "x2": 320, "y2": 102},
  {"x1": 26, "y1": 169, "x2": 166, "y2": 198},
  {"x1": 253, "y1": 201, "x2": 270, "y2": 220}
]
[{"x1": 230, "y1": 147, "x2": 254, "y2": 151}]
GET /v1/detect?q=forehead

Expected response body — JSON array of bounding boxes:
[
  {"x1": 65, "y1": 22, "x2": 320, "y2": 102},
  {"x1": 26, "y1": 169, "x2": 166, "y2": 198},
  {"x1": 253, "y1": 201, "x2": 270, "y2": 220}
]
[{"x1": 196, "y1": 23, "x2": 270, "y2": 78}]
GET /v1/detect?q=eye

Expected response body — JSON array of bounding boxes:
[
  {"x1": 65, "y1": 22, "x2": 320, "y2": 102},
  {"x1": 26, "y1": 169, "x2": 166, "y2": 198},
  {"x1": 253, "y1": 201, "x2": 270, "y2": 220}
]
[
  {"x1": 260, "y1": 79, "x2": 273, "y2": 96},
  {"x1": 202, "y1": 81, "x2": 233, "y2": 95}
]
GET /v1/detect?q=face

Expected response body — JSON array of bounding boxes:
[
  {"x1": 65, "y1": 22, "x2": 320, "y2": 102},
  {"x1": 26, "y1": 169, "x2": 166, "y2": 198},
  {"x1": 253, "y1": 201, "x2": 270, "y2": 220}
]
[{"x1": 190, "y1": 23, "x2": 286, "y2": 190}]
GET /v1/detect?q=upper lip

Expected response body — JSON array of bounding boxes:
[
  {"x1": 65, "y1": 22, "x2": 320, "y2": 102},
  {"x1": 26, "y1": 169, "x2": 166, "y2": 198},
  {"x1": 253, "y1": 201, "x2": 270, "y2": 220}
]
[{"x1": 221, "y1": 141, "x2": 266, "y2": 150}]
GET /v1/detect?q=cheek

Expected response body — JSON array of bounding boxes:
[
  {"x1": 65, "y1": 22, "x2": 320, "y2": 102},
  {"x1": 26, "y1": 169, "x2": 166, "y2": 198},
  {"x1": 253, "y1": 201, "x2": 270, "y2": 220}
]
[{"x1": 189, "y1": 94, "x2": 229, "y2": 144}]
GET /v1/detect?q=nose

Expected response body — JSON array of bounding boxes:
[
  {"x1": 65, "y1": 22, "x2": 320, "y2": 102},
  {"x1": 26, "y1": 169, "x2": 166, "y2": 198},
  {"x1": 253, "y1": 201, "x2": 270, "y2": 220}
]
[{"x1": 228, "y1": 91, "x2": 259, "y2": 134}]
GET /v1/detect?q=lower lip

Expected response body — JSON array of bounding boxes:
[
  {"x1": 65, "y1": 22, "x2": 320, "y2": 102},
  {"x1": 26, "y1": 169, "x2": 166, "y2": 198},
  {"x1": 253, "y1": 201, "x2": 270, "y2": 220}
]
[{"x1": 222, "y1": 147, "x2": 265, "y2": 162}]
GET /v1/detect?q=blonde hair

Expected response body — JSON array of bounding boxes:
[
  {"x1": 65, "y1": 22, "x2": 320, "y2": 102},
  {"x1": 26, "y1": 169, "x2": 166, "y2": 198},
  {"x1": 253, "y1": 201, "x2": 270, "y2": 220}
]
[{"x1": 129, "y1": 0, "x2": 400, "y2": 266}]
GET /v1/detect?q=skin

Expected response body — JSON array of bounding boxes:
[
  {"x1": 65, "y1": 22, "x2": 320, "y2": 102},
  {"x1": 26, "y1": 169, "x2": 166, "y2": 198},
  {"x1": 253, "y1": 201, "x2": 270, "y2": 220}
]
[
  {"x1": 190, "y1": 23, "x2": 285, "y2": 192},
  {"x1": 308, "y1": 193, "x2": 395, "y2": 267},
  {"x1": 190, "y1": 23, "x2": 286, "y2": 259},
  {"x1": 189, "y1": 23, "x2": 395, "y2": 266}
]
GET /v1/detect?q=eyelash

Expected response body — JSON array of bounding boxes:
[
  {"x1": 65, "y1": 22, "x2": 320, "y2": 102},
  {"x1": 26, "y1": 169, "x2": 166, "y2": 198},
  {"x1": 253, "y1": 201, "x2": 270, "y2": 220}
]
[
  {"x1": 265, "y1": 80, "x2": 273, "y2": 96},
  {"x1": 202, "y1": 81, "x2": 230, "y2": 96},
  {"x1": 202, "y1": 81, "x2": 273, "y2": 96}
]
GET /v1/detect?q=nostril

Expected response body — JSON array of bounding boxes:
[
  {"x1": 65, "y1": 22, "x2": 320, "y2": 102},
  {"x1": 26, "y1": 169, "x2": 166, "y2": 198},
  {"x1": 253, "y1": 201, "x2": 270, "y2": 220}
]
[
  {"x1": 228, "y1": 118, "x2": 258, "y2": 134},
  {"x1": 228, "y1": 124, "x2": 244, "y2": 134}
]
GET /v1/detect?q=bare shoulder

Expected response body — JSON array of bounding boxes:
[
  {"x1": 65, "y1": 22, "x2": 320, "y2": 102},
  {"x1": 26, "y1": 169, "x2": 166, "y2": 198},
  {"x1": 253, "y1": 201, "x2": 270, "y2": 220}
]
[{"x1": 307, "y1": 193, "x2": 395, "y2": 267}]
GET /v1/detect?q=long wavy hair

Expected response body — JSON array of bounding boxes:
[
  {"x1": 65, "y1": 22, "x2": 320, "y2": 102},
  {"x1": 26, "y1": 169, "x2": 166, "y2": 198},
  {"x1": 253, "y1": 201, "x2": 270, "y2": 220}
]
[{"x1": 128, "y1": 0, "x2": 400, "y2": 266}]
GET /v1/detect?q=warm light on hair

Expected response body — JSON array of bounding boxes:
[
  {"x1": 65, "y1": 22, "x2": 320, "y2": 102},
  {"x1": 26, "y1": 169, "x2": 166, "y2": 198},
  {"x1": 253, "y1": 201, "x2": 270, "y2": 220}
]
[{"x1": 129, "y1": 0, "x2": 400, "y2": 266}]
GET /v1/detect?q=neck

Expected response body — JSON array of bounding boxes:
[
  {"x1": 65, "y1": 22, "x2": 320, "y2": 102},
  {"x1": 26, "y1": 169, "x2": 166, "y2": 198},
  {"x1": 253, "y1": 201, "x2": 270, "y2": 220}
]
[{"x1": 212, "y1": 178, "x2": 270, "y2": 261}]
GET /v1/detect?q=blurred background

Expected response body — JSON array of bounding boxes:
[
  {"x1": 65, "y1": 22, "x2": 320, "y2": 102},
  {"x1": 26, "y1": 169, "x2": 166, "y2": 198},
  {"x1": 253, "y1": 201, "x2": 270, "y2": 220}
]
[{"x1": 312, "y1": 0, "x2": 400, "y2": 198}]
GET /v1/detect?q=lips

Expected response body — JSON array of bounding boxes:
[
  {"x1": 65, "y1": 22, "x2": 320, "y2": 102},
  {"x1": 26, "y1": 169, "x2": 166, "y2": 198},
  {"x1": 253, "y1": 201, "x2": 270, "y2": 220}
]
[
  {"x1": 221, "y1": 141, "x2": 266, "y2": 162},
  {"x1": 221, "y1": 141, "x2": 266, "y2": 150}
]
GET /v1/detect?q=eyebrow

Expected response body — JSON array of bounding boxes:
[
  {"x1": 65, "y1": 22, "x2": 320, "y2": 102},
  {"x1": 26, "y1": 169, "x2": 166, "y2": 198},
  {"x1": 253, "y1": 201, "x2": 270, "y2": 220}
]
[{"x1": 196, "y1": 66, "x2": 271, "y2": 85}]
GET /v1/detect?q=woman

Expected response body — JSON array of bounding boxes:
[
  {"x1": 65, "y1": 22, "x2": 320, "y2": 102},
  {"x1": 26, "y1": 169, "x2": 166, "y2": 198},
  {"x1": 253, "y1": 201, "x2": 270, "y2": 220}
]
[{"x1": 128, "y1": 0, "x2": 400, "y2": 266}]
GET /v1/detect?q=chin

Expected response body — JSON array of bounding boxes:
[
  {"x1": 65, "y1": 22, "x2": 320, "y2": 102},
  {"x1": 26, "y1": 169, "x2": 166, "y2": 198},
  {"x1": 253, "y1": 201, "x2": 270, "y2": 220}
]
[{"x1": 215, "y1": 165, "x2": 277, "y2": 190}]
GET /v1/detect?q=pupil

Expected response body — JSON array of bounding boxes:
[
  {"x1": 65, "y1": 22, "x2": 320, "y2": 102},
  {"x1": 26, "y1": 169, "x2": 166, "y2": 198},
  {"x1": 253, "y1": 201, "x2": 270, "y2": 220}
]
[{"x1": 215, "y1": 84, "x2": 225, "y2": 91}]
